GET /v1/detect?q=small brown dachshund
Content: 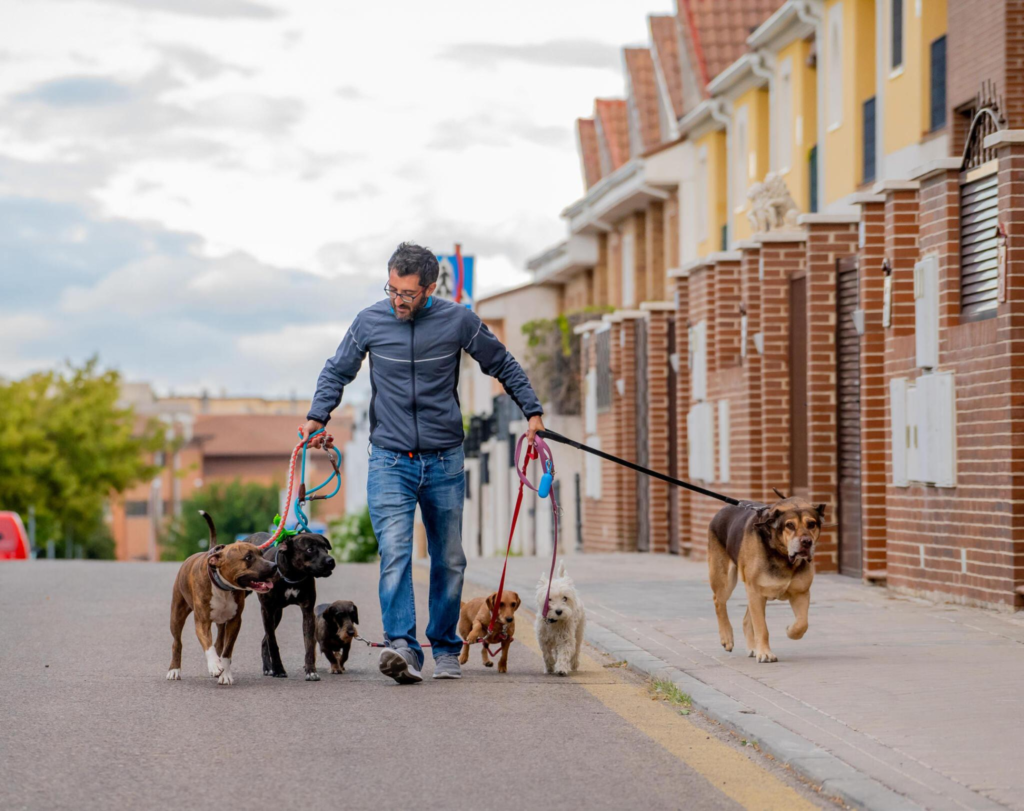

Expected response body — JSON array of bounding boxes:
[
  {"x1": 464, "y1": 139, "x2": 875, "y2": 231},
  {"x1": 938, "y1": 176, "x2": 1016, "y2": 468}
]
[{"x1": 457, "y1": 591, "x2": 520, "y2": 673}]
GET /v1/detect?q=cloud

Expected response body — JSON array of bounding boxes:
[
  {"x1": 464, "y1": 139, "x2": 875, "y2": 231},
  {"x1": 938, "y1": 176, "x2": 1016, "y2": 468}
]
[
  {"x1": 335, "y1": 85, "x2": 366, "y2": 100},
  {"x1": 15, "y1": 76, "x2": 134, "y2": 107},
  {"x1": 428, "y1": 114, "x2": 570, "y2": 151},
  {"x1": 158, "y1": 45, "x2": 254, "y2": 80},
  {"x1": 0, "y1": 196, "x2": 382, "y2": 397},
  {"x1": 60, "y1": 0, "x2": 282, "y2": 19},
  {"x1": 439, "y1": 39, "x2": 620, "y2": 71}
]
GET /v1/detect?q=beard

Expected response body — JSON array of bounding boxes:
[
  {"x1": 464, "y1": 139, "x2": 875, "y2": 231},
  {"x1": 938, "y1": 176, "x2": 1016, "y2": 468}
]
[{"x1": 394, "y1": 297, "x2": 426, "y2": 321}]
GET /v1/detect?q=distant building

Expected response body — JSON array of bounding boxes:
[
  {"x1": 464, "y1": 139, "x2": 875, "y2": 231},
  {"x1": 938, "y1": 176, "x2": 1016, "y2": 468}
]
[{"x1": 110, "y1": 384, "x2": 353, "y2": 561}]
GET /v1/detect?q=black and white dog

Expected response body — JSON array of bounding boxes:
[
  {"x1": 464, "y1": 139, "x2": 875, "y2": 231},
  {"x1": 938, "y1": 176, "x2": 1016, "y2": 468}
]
[{"x1": 245, "y1": 531, "x2": 336, "y2": 681}]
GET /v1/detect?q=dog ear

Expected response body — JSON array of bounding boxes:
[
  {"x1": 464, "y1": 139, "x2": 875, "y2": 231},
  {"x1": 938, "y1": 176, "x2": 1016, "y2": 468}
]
[
  {"x1": 317, "y1": 535, "x2": 332, "y2": 551},
  {"x1": 815, "y1": 503, "x2": 827, "y2": 519},
  {"x1": 507, "y1": 591, "x2": 520, "y2": 609},
  {"x1": 485, "y1": 593, "x2": 496, "y2": 612},
  {"x1": 556, "y1": 559, "x2": 566, "y2": 578},
  {"x1": 207, "y1": 544, "x2": 226, "y2": 564},
  {"x1": 351, "y1": 604, "x2": 359, "y2": 625},
  {"x1": 752, "y1": 506, "x2": 774, "y2": 537}
]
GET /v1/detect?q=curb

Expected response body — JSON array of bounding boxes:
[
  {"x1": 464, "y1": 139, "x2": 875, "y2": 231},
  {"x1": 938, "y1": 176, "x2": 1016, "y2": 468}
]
[{"x1": 461, "y1": 567, "x2": 922, "y2": 811}]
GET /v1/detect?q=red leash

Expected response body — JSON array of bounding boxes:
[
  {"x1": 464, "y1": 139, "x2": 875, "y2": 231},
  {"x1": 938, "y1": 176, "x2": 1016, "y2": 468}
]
[{"x1": 487, "y1": 442, "x2": 536, "y2": 634}]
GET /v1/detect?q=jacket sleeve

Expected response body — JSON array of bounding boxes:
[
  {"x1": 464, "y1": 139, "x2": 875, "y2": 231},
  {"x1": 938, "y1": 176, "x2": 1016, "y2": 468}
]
[
  {"x1": 462, "y1": 310, "x2": 544, "y2": 419},
  {"x1": 307, "y1": 314, "x2": 368, "y2": 424}
]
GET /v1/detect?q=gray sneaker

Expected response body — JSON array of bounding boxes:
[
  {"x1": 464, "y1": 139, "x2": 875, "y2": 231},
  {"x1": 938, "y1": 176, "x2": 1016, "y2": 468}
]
[
  {"x1": 432, "y1": 654, "x2": 462, "y2": 680},
  {"x1": 379, "y1": 645, "x2": 422, "y2": 684}
]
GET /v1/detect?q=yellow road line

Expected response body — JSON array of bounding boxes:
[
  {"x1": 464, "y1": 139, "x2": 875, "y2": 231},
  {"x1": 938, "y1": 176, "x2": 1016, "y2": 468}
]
[{"x1": 451, "y1": 569, "x2": 822, "y2": 811}]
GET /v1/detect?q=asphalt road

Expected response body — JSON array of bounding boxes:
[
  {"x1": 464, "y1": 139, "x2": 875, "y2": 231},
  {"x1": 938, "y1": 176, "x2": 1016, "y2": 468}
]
[{"x1": 0, "y1": 561, "x2": 828, "y2": 810}]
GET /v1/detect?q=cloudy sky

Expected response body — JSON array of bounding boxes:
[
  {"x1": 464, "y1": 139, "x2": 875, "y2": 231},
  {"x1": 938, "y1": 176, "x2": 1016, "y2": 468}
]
[{"x1": 0, "y1": 0, "x2": 670, "y2": 399}]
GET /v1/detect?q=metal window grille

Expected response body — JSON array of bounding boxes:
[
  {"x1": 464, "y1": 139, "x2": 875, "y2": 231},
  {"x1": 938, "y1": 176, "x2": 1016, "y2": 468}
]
[
  {"x1": 596, "y1": 330, "x2": 611, "y2": 412},
  {"x1": 960, "y1": 169, "x2": 999, "y2": 322},
  {"x1": 808, "y1": 146, "x2": 818, "y2": 213},
  {"x1": 891, "y1": 0, "x2": 903, "y2": 70}
]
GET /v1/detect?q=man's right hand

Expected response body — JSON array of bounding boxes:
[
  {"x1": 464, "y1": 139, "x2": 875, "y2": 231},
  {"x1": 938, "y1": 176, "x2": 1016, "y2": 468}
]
[{"x1": 300, "y1": 419, "x2": 332, "y2": 449}]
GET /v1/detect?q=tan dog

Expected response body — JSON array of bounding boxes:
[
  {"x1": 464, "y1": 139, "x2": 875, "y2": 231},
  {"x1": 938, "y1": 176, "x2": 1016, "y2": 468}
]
[
  {"x1": 166, "y1": 511, "x2": 276, "y2": 685},
  {"x1": 457, "y1": 591, "x2": 520, "y2": 673},
  {"x1": 708, "y1": 497, "x2": 824, "y2": 663}
]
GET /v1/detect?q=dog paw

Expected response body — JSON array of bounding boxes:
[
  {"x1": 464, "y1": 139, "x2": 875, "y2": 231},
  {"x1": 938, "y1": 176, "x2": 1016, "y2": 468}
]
[
  {"x1": 498, "y1": 665, "x2": 507, "y2": 674},
  {"x1": 305, "y1": 670, "x2": 320, "y2": 681},
  {"x1": 755, "y1": 650, "x2": 778, "y2": 664},
  {"x1": 554, "y1": 669, "x2": 568, "y2": 677},
  {"x1": 722, "y1": 639, "x2": 734, "y2": 652},
  {"x1": 217, "y1": 670, "x2": 234, "y2": 685},
  {"x1": 207, "y1": 663, "x2": 224, "y2": 677},
  {"x1": 166, "y1": 669, "x2": 181, "y2": 680},
  {"x1": 484, "y1": 661, "x2": 493, "y2": 667},
  {"x1": 786, "y1": 625, "x2": 807, "y2": 640},
  {"x1": 748, "y1": 650, "x2": 755, "y2": 658}
]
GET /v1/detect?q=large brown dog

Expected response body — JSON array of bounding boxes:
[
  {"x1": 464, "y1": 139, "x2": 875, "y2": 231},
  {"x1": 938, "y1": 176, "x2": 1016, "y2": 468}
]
[
  {"x1": 457, "y1": 591, "x2": 520, "y2": 673},
  {"x1": 166, "y1": 512, "x2": 276, "y2": 685},
  {"x1": 708, "y1": 497, "x2": 824, "y2": 663}
]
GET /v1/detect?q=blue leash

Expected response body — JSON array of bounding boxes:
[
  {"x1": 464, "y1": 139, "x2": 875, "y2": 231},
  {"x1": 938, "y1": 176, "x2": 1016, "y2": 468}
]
[{"x1": 291, "y1": 428, "x2": 342, "y2": 535}]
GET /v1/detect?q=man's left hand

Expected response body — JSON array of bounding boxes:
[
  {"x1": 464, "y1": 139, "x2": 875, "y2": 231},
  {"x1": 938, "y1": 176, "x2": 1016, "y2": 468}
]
[{"x1": 527, "y1": 415, "x2": 545, "y2": 449}]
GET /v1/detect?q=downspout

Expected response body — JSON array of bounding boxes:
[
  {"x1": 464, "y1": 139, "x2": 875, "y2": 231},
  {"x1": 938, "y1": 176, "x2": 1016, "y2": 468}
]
[
  {"x1": 708, "y1": 99, "x2": 732, "y2": 249},
  {"x1": 796, "y1": 0, "x2": 824, "y2": 211},
  {"x1": 750, "y1": 52, "x2": 775, "y2": 176}
]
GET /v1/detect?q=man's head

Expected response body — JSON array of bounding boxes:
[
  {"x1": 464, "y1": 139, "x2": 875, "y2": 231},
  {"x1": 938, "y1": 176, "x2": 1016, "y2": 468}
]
[{"x1": 386, "y1": 242, "x2": 439, "y2": 321}]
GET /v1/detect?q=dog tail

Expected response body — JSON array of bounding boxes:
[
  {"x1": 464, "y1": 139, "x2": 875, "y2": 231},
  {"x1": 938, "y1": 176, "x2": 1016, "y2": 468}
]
[{"x1": 198, "y1": 510, "x2": 217, "y2": 547}]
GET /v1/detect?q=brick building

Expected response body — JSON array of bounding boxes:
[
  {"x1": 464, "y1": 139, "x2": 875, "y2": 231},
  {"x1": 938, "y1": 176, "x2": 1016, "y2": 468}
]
[
  {"x1": 110, "y1": 385, "x2": 353, "y2": 561},
  {"x1": 520, "y1": 0, "x2": 1024, "y2": 611}
]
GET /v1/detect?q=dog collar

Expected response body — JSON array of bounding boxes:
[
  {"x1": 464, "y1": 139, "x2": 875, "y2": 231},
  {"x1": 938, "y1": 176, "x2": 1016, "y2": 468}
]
[
  {"x1": 271, "y1": 546, "x2": 307, "y2": 584},
  {"x1": 209, "y1": 563, "x2": 246, "y2": 592}
]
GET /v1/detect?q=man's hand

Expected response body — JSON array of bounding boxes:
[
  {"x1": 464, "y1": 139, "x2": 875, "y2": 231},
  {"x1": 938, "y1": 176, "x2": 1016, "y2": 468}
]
[
  {"x1": 527, "y1": 415, "x2": 545, "y2": 449},
  {"x1": 300, "y1": 419, "x2": 333, "y2": 449}
]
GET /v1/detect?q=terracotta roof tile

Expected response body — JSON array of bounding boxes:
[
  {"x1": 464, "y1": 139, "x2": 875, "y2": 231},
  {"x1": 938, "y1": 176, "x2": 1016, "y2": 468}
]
[
  {"x1": 649, "y1": 15, "x2": 685, "y2": 121},
  {"x1": 624, "y1": 48, "x2": 663, "y2": 154},
  {"x1": 594, "y1": 98, "x2": 630, "y2": 174},
  {"x1": 681, "y1": 0, "x2": 784, "y2": 88},
  {"x1": 576, "y1": 117, "x2": 603, "y2": 190},
  {"x1": 194, "y1": 414, "x2": 352, "y2": 458}
]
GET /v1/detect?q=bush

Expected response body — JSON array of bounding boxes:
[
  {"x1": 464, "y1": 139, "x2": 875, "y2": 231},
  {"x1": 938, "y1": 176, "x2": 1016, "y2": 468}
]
[
  {"x1": 327, "y1": 506, "x2": 378, "y2": 563},
  {"x1": 161, "y1": 480, "x2": 280, "y2": 561}
]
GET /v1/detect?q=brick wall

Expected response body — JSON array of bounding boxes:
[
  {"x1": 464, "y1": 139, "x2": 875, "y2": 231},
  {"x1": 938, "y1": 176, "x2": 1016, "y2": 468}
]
[
  {"x1": 686, "y1": 262, "x2": 716, "y2": 557},
  {"x1": 644, "y1": 305, "x2": 674, "y2": 552},
  {"x1": 645, "y1": 201, "x2": 665, "y2": 303},
  {"x1": 734, "y1": 246, "x2": 764, "y2": 508},
  {"x1": 673, "y1": 272, "x2": 692, "y2": 554},
  {"x1": 947, "y1": 0, "x2": 1006, "y2": 155},
  {"x1": 664, "y1": 194, "x2": 680, "y2": 299},
  {"x1": 614, "y1": 316, "x2": 640, "y2": 550},
  {"x1": 564, "y1": 271, "x2": 593, "y2": 312}
]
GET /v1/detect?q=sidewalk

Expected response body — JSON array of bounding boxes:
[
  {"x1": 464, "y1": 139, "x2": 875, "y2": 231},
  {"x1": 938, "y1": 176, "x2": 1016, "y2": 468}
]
[{"x1": 462, "y1": 554, "x2": 1024, "y2": 811}]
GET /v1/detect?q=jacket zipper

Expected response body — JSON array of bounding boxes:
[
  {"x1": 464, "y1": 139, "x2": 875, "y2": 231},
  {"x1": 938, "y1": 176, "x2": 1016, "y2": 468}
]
[{"x1": 410, "y1": 317, "x2": 420, "y2": 452}]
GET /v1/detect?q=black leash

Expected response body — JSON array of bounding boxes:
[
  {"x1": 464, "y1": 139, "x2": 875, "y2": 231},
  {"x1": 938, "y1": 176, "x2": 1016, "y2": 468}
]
[{"x1": 537, "y1": 429, "x2": 742, "y2": 507}]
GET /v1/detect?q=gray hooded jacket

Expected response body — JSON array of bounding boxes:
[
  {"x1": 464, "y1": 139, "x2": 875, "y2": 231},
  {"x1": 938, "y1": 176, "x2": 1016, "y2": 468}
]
[{"x1": 308, "y1": 296, "x2": 543, "y2": 452}]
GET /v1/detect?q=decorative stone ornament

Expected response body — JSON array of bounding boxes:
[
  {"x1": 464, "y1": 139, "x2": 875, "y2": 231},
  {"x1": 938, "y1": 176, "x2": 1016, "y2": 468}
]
[{"x1": 747, "y1": 172, "x2": 801, "y2": 233}]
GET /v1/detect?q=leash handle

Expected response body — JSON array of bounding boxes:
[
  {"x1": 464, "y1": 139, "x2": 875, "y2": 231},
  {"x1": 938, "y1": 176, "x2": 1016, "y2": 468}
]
[{"x1": 537, "y1": 429, "x2": 741, "y2": 506}]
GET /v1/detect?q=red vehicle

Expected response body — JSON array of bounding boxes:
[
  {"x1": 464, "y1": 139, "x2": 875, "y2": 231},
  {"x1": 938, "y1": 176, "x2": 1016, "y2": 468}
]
[{"x1": 0, "y1": 512, "x2": 31, "y2": 560}]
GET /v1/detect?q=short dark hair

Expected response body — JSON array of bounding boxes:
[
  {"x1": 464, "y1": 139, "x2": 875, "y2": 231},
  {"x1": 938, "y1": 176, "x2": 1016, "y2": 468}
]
[{"x1": 388, "y1": 242, "x2": 439, "y2": 288}]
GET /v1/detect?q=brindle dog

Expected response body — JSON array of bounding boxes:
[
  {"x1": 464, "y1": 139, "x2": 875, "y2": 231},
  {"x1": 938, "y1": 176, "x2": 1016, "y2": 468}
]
[
  {"x1": 245, "y1": 531, "x2": 336, "y2": 681},
  {"x1": 167, "y1": 511, "x2": 277, "y2": 685},
  {"x1": 708, "y1": 497, "x2": 825, "y2": 663}
]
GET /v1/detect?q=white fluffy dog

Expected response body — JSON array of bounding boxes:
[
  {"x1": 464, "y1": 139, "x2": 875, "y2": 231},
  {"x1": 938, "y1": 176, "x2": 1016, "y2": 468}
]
[{"x1": 535, "y1": 560, "x2": 585, "y2": 676}]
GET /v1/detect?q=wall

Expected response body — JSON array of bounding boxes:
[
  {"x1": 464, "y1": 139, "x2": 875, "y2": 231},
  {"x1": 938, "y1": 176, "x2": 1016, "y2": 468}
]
[
  {"x1": 774, "y1": 38, "x2": 818, "y2": 214},
  {"x1": 696, "y1": 130, "x2": 729, "y2": 257},
  {"x1": 731, "y1": 87, "x2": 771, "y2": 243}
]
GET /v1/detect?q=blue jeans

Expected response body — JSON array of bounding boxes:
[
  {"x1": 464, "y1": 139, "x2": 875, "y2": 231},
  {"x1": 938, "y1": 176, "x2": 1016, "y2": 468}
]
[{"x1": 366, "y1": 444, "x2": 467, "y2": 668}]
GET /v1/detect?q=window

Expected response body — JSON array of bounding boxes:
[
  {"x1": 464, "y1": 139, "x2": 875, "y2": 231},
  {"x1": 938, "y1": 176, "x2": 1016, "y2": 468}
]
[
  {"x1": 696, "y1": 145, "x2": 709, "y2": 242},
  {"x1": 891, "y1": 0, "x2": 903, "y2": 71},
  {"x1": 827, "y1": 4, "x2": 844, "y2": 128},
  {"x1": 689, "y1": 320, "x2": 707, "y2": 402},
  {"x1": 687, "y1": 402, "x2": 714, "y2": 482},
  {"x1": 776, "y1": 59, "x2": 793, "y2": 172},
  {"x1": 596, "y1": 328, "x2": 612, "y2": 411},
  {"x1": 621, "y1": 232, "x2": 635, "y2": 308},
  {"x1": 914, "y1": 255, "x2": 939, "y2": 369},
  {"x1": 808, "y1": 145, "x2": 818, "y2": 213},
  {"x1": 733, "y1": 105, "x2": 749, "y2": 208},
  {"x1": 125, "y1": 501, "x2": 148, "y2": 517},
  {"x1": 930, "y1": 36, "x2": 947, "y2": 131},
  {"x1": 862, "y1": 97, "x2": 877, "y2": 183},
  {"x1": 717, "y1": 399, "x2": 731, "y2": 483}
]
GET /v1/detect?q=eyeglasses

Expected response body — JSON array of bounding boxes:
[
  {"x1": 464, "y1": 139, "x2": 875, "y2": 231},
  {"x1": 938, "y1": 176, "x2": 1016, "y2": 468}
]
[{"x1": 384, "y1": 283, "x2": 424, "y2": 304}]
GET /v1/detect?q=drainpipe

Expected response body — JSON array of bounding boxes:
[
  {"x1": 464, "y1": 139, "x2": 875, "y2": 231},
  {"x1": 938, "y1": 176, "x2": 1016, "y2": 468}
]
[
  {"x1": 796, "y1": 0, "x2": 824, "y2": 211},
  {"x1": 708, "y1": 99, "x2": 732, "y2": 249},
  {"x1": 750, "y1": 53, "x2": 775, "y2": 176}
]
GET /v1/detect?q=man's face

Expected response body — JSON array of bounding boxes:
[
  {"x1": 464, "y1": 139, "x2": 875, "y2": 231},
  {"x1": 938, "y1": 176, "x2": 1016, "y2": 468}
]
[{"x1": 386, "y1": 270, "x2": 435, "y2": 321}]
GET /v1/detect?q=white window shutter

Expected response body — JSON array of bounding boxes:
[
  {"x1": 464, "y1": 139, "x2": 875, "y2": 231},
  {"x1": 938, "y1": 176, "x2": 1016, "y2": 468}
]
[
  {"x1": 890, "y1": 377, "x2": 908, "y2": 486},
  {"x1": 687, "y1": 407, "x2": 698, "y2": 480},
  {"x1": 585, "y1": 369, "x2": 597, "y2": 434},
  {"x1": 718, "y1": 399, "x2": 730, "y2": 483},
  {"x1": 692, "y1": 320, "x2": 707, "y2": 402},
  {"x1": 585, "y1": 435, "x2": 602, "y2": 499},
  {"x1": 622, "y1": 233, "x2": 635, "y2": 308},
  {"x1": 915, "y1": 255, "x2": 939, "y2": 368}
]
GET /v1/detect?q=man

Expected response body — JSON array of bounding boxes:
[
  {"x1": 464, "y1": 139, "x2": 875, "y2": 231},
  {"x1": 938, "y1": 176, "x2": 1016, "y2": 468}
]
[{"x1": 302, "y1": 242, "x2": 545, "y2": 683}]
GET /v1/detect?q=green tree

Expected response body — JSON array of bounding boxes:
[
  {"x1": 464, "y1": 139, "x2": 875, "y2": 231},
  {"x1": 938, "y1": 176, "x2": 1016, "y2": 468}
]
[
  {"x1": 0, "y1": 357, "x2": 164, "y2": 558},
  {"x1": 326, "y1": 505, "x2": 378, "y2": 563},
  {"x1": 161, "y1": 480, "x2": 282, "y2": 561}
]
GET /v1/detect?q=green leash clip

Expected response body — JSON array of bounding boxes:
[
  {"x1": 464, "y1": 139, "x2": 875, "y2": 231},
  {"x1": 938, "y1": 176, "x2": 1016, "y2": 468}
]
[{"x1": 271, "y1": 515, "x2": 299, "y2": 546}]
